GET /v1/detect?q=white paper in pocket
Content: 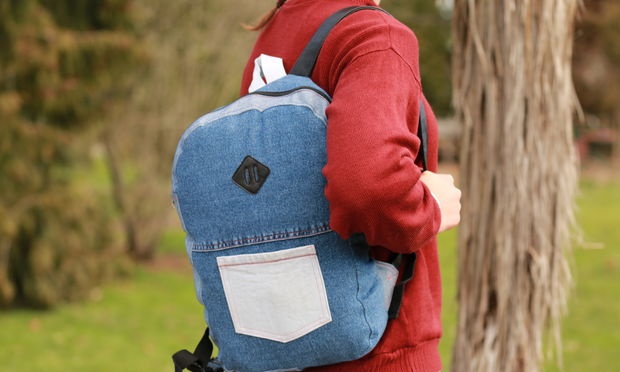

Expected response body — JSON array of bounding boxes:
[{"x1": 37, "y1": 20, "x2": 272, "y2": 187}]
[{"x1": 217, "y1": 245, "x2": 332, "y2": 343}]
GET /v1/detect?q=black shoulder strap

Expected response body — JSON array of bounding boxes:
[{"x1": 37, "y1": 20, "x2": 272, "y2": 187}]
[
  {"x1": 419, "y1": 100, "x2": 429, "y2": 170},
  {"x1": 290, "y1": 5, "x2": 429, "y2": 170},
  {"x1": 290, "y1": 6, "x2": 386, "y2": 77}
]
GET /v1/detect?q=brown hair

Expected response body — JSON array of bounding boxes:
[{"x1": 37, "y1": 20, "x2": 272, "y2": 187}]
[{"x1": 244, "y1": 0, "x2": 287, "y2": 31}]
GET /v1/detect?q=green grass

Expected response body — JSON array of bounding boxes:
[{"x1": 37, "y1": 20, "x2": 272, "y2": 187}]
[
  {"x1": 0, "y1": 268, "x2": 204, "y2": 372},
  {"x1": 438, "y1": 226, "x2": 459, "y2": 369},
  {"x1": 1, "y1": 179, "x2": 618, "y2": 371},
  {"x1": 544, "y1": 179, "x2": 620, "y2": 372}
]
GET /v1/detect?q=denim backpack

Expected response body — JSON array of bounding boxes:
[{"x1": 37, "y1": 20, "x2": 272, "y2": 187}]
[{"x1": 171, "y1": 6, "x2": 428, "y2": 372}]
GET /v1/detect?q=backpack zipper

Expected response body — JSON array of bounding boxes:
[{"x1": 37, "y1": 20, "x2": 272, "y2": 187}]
[{"x1": 251, "y1": 86, "x2": 332, "y2": 103}]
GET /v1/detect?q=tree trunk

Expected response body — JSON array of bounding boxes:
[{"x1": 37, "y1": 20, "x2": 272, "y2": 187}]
[
  {"x1": 102, "y1": 131, "x2": 154, "y2": 261},
  {"x1": 451, "y1": 1, "x2": 580, "y2": 371},
  {"x1": 614, "y1": 109, "x2": 620, "y2": 167}
]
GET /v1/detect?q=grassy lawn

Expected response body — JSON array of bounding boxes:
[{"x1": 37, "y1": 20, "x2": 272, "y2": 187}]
[
  {"x1": 1, "y1": 177, "x2": 618, "y2": 371},
  {"x1": 0, "y1": 266, "x2": 204, "y2": 372},
  {"x1": 544, "y1": 178, "x2": 620, "y2": 371}
]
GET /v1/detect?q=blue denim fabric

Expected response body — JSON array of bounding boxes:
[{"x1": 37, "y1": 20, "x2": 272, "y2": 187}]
[{"x1": 171, "y1": 75, "x2": 393, "y2": 372}]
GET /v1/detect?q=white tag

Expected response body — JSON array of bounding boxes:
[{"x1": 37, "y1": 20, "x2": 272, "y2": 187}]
[{"x1": 248, "y1": 54, "x2": 287, "y2": 93}]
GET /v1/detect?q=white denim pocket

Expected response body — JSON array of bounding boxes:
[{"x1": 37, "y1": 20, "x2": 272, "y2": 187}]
[{"x1": 216, "y1": 245, "x2": 332, "y2": 343}]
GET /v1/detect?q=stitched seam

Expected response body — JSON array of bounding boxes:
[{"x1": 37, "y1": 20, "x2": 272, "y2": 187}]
[
  {"x1": 349, "y1": 242, "x2": 376, "y2": 353},
  {"x1": 192, "y1": 224, "x2": 332, "y2": 251},
  {"x1": 217, "y1": 253, "x2": 316, "y2": 268}
]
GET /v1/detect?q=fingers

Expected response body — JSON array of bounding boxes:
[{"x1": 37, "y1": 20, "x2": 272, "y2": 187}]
[{"x1": 420, "y1": 171, "x2": 462, "y2": 233}]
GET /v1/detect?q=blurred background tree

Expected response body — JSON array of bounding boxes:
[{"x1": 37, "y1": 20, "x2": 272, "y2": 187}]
[
  {"x1": 0, "y1": 0, "x2": 139, "y2": 308},
  {"x1": 572, "y1": 0, "x2": 620, "y2": 163},
  {"x1": 573, "y1": 0, "x2": 620, "y2": 119},
  {"x1": 98, "y1": 0, "x2": 271, "y2": 261},
  {"x1": 0, "y1": 0, "x2": 275, "y2": 308}
]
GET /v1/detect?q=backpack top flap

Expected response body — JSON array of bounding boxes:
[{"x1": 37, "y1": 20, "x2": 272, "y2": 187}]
[{"x1": 171, "y1": 75, "x2": 331, "y2": 251}]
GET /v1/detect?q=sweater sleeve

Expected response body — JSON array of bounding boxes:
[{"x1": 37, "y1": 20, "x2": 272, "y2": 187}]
[{"x1": 322, "y1": 45, "x2": 441, "y2": 253}]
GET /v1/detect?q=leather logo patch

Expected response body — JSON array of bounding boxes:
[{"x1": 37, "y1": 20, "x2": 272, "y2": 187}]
[{"x1": 232, "y1": 155, "x2": 270, "y2": 194}]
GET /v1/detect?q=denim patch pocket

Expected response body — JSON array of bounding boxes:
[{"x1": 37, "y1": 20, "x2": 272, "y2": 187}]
[
  {"x1": 216, "y1": 245, "x2": 332, "y2": 343},
  {"x1": 375, "y1": 261, "x2": 399, "y2": 311}
]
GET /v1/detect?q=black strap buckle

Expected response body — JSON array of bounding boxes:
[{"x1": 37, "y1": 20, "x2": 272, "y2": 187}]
[
  {"x1": 172, "y1": 328, "x2": 220, "y2": 372},
  {"x1": 172, "y1": 349, "x2": 208, "y2": 372}
]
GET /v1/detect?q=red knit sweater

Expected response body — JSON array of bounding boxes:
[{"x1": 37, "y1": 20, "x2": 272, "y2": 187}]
[{"x1": 240, "y1": 1, "x2": 443, "y2": 371}]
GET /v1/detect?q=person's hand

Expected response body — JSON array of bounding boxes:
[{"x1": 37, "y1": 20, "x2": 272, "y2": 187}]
[{"x1": 420, "y1": 171, "x2": 462, "y2": 232}]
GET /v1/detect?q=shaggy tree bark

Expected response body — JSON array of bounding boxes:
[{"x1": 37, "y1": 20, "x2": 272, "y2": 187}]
[{"x1": 451, "y1": 1, "x2": 580, "y2": 371}]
